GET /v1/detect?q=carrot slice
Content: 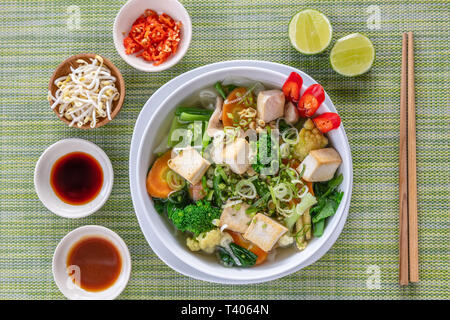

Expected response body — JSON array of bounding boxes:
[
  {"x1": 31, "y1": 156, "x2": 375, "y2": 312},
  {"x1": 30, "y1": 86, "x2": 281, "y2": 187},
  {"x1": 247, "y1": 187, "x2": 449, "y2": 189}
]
[
  {"x1": 146, "y1": 150, "x2": 173, "y2": 198},
  {"x1": 305, "y1": 180, "x2": 314, "y2": 196},
  {"x1": 222, "y1": 87, "x2": 250, "y2": 127},
  {"x1": 228, "y1": 231, "x2": 268, "y2": 265}
]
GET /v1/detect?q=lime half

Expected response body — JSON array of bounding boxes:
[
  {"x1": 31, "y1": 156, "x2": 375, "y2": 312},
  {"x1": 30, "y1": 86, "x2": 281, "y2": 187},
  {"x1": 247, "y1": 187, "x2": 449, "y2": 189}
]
[
  {"x1": 330, "y1": 33, "x2": 375, "y2": 76},
  {"x1": 288, "y1": 9, "x2": 332, "y2": 55}
]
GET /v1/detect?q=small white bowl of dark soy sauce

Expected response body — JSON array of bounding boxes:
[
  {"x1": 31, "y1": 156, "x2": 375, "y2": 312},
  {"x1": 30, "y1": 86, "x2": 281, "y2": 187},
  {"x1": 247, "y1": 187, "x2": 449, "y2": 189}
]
[{"x1": 34, "y1": 138, "x2": 114, "y2": 218}]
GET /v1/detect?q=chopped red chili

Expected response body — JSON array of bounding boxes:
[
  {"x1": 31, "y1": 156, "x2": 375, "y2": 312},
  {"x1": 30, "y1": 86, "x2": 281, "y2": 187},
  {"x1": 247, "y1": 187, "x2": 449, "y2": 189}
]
[
  {"x1": 123, "y1": 9, "x2": 182, "y2": 66},
  {"x1": 313, "y1": 112, "x2": 341, "y2": 133}
]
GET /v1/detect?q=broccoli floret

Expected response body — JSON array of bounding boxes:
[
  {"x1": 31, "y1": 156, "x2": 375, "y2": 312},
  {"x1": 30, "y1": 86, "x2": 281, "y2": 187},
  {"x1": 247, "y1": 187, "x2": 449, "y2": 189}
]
[{"x1": 168, "y1": 200, "x2": 221, "y2": 236}]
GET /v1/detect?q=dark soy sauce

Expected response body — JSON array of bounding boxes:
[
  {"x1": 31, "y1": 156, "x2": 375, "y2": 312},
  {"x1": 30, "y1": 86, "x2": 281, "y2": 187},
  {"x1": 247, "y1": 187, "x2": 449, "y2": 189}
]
[{"x1": 50, "y1": 152, "x2": 103, "y2": 205}]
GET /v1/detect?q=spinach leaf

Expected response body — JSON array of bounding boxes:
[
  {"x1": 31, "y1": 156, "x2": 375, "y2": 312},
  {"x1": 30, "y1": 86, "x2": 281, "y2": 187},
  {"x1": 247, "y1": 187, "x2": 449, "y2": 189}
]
[
  {"x1": 152, "y1": 186, "x2": 191, "y2": 216},
  {"x1": 313, "y1": 219, "x2": 325, "y2": 237},
  {"x1": 216, "y1": 244, "x2": 257, "y2": 268},
  {"x1": 230, "y1": 243, "x2": 258, "y2": 267},
  {"x1": 310, "y1": 174, "x2": 344, "y2": 237},
  {"x1": 216, "y1": 246, "x2": 235, "y2": 267},
  {"x1": 153, "y1": 198, "x2": 167, "y2": 215},
  {"x1": 168, "y1": 188, "x2": 190, "y2": 206},
  {"x1": 314, "y1": 174, "x2": 343, "y2": 198},
  {"x1": 312, "y1": 199, "x2": 336, "y2": 223}
]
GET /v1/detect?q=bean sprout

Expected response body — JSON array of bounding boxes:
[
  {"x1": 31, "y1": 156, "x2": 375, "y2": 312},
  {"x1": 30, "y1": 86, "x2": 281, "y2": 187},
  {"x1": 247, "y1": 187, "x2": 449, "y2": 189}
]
[{"x1": 48, "y1": 55, "x2": 119, "y2": 128}]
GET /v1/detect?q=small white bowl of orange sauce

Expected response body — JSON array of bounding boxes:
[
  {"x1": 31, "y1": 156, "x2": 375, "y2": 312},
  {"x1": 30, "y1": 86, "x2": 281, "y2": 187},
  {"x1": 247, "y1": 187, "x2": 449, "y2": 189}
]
[
  {"x1": 52, "y1": 225, "x2": 131, "y2": 300},
  {"x1": 34, "y1": 138, "x2": 114, "y2": 218}
]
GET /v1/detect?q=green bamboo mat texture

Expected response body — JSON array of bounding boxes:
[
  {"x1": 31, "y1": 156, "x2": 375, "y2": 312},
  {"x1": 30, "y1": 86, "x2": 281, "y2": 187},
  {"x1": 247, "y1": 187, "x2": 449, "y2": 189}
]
[{"x1": 0, "y1": 0, "x2": 449, "y2": 300}]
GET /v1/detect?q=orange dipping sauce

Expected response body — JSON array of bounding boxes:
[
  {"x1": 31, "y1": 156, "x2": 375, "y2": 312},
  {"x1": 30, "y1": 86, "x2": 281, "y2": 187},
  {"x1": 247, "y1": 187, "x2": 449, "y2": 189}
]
[
  {"x1": 66, "y1": 237, "x2": 122, "y2": 292},
  {"x1": 50, "y1": 152, "x2": 103, "y2": 205}
]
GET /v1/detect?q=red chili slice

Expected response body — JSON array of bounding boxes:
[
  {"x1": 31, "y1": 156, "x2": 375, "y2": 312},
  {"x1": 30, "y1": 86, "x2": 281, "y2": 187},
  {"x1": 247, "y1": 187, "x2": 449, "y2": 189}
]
[
  {"x1": 123, "y1": 37, "x2": 142, "y2": 55},
  {"x1": 297, "y1": 84, "x2": 325, "y2": 117},
  {"x1": 313, "y1": 112, "x2": 341, "y2": 133},
  {"x1": 159, "y1": 13, "x2": 175, "y2": 27},
  {"x1": 132, "y1": 15, "x2": 146, "y2": 26},
  {"x1": 123, "y1": 9, "x2": 182, "y2": 66},
  {"x1": 282, "y1": 72, "x2": 303, "y2": 102}
]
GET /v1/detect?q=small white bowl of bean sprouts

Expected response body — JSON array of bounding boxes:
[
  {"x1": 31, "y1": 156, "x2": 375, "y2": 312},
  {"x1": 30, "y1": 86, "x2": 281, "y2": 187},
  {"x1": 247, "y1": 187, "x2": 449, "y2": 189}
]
[{"x1": 48, "y1": 54, "x2": 126, "y2": 129}]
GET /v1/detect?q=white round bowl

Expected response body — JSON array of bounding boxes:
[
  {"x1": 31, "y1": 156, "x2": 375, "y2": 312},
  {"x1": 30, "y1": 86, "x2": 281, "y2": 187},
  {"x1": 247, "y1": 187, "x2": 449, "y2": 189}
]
[
  {"x1": 34, "y1": 138, "x2": 114, "y2": 218},
  {"x1": 113, "y1": 0, "x2": 192, "y2": 72},
  {"x1": 132, "y1": 64, "x2": 353, "y2": 283},
  {"x1": 52, "y1": 225, "x2": 131, "y2": 300}
]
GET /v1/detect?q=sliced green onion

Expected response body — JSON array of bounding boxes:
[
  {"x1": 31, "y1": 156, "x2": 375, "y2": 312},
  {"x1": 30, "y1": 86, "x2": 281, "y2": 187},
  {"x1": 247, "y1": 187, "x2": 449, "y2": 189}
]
[
  {"x1": 245, "y1": 206, "x2": 259, "y2": 216},
  {"x1": 282, "y1": 127, "x2": 299, "y2": 145},
  {"x1": 214, "y1": 82, "x2": 227, "y2": 100},
  {"x1": 175, "y1": 107, "x2": 213, "y2": 116},
  {"x1": 206, "y1": 189, "x2": 214, "y2": 201},
  {"x1": 221, "y1": 199, "x2": 243, "y2": 209},
  {"x1": 166, "y1": 170, "x2": 185, "y2": 190},
  {"x1": 272, "y1": 183, "x2": 293, "y2": 202},
  {"x1": 202, "y1": 175, "x2": 208, "y2": 191},
  {"x1": 280, "y1": 143, "x2": 290, "y2": 159},
  {"x1": 214, "y1": 166, "x2": 229, "y2": 183},
  {"x1": 267, "y1": 200, "x2": 276, "y2": 212},
  {"x1": 179, "y1": 112, "x2": 211, "y2": 122},
  {"x1": 297, "y1": 164, "x2": 305, "y2": 177},
  {"x1": 286, "y1": 168, "x2": 300, "y2": 180},
  {"x1": 298, "y1": 185, "x2": 309, "y2": 198},
  {"x1": 239, "y1": 119, "x2": 248, "y2": 126},
  {"x1": 236, "y1": 179, "x2": 257, "y2": 199},
  {"x1": 248, "y1": 192, "x2": 270, "y2": 212},
  {"x1": 276, "y1": 202, "x2": 295, "y2": 217}
]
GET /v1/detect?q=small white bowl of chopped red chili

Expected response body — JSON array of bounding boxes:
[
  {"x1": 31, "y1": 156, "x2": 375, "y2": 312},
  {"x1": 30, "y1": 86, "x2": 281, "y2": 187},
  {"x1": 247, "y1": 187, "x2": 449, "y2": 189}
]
[{"x1": 113, "y1": 0, "x2": 192, "y2": 72}]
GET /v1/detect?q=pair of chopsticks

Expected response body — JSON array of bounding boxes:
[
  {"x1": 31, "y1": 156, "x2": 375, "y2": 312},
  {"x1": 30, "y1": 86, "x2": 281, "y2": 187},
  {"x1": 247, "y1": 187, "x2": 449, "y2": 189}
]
[{"x1": 399, "y1": 32, "x2": 419, "y2": 286}]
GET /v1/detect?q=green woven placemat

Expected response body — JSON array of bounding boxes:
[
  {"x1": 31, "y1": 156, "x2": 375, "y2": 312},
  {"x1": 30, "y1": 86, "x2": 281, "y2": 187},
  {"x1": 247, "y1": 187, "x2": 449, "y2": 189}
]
[{"x1": 0, "y1": 0, "x2": 449, "y2": 299}]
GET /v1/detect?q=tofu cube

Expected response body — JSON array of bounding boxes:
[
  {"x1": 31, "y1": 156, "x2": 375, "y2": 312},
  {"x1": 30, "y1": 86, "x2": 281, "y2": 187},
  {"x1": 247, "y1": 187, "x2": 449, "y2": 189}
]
[
  {"x1": 298, "y1": 148, "x2": 342, "y2": 182},
  {"x1": 284, "y1": 101, "x2": 300, "y2": 124},
  {"x1": 243, "y1": 213, "x2": 288, "y2": 252},
  {"x1": 257, "y1": 90, "x2": 285, "y2": 123},
  {"x1": 214, "y1": 138, "x2": 251, "y2": 174},
  {"x1": 219, "y1": 202, "x2": 252, "y2": 233},
  {"x1": 168, "y1": 147, "x2": 210, "y2": 185}
]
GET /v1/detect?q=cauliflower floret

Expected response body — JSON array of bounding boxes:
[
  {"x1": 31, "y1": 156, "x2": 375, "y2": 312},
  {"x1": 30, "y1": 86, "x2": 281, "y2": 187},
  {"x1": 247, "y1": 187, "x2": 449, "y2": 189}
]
[
  {"x1": 278, "y1": 234, "x2": 294, "y2": 247},
  {"x1": 186, "y1": 237, "x2": 201, "y2": 251},
  {"x1": 187, "y1": 229, "x2": 233, "y2": 254},
  {"x1": 219, "y1": 231, "x2": 233, "y2": 247},
  {"x1": 293, "y1": 119, "x2": 328, "y2": 161},
  {"x1": 196, "y1": 228, "x2": 223, "y2": 254}
]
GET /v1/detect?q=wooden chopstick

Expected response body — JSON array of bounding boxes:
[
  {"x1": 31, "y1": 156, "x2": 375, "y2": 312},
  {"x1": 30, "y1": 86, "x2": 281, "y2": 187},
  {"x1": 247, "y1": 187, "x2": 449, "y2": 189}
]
[
  {"x1": 407, "y1": 31, "x2": 419, "y2": 283},
  {"x1": 399, "y1": 32, "x2": 409, "y2": 286}
]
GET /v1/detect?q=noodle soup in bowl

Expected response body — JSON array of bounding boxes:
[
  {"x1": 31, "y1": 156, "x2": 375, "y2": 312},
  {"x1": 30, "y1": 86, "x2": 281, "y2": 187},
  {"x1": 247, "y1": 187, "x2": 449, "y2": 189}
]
[{"x1": 134, "y1": 66, "x2": 353, "y2": 283}]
